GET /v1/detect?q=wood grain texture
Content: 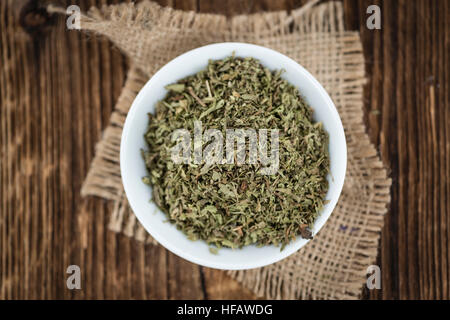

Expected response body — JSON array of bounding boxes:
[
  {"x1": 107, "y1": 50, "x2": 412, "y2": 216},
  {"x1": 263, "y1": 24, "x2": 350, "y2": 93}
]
[{"x1": 0, "y1": 0, "x2": 449, "y2": 300}]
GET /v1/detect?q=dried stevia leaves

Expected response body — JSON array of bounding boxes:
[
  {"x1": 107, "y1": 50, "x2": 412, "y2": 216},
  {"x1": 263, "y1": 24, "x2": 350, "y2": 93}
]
[{"x1": 142, "y1": 56, "x2": 329, "y2": 250}]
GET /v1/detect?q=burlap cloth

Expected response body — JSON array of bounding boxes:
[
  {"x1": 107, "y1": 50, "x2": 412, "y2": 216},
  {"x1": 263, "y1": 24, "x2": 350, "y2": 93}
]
[{"x1": 64, "y1": 0, "x2": 391, "y2": 299}]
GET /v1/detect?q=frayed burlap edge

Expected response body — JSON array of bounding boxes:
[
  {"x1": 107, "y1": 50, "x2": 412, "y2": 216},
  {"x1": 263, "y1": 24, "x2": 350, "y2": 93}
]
[
  {"x1": 79, "y1": 67, "x2": 157, "y2": 244},
  {"x1": 67, "y1": 0, "x2": 393, "y2": 300}
]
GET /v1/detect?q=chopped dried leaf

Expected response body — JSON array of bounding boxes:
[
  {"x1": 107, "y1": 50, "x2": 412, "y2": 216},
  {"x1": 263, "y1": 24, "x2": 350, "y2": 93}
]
[{"x1": 142, "y1": 56, "x2": 329, "y2": 249}]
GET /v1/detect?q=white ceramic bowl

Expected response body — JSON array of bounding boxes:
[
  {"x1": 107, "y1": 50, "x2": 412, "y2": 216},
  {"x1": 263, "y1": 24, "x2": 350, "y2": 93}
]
[{"x1": 121, "y1": 42, "x2": 346, "y2": 270}]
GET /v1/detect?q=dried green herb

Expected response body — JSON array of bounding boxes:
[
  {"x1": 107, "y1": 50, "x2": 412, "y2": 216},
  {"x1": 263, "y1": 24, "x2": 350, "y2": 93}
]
[{"x1": 142, "y1": 55, "x2": 329, "y2": 250}]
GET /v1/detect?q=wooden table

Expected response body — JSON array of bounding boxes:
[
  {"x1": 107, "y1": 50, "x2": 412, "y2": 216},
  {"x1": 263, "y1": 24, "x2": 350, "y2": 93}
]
[{"x1": 0, "y1": 0, "x2": 449, "y2": 300}]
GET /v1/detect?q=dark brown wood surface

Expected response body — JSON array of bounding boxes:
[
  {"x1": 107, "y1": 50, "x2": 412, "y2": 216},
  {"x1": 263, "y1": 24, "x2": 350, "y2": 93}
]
[{"x1": 0, "y1": 0, "x2": 449, "y2": 300}]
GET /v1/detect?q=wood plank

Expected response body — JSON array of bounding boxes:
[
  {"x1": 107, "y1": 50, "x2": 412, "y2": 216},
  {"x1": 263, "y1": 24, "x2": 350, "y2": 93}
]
[{"x1": 0, "y1": 0, "x2": 449, "y2": 300}]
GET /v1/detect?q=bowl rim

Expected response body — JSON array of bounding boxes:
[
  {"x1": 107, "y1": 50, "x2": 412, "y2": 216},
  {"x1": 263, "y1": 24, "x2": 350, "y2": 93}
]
[{"x1": 120, "y1": 42, "x2": 347, "y2": 270}]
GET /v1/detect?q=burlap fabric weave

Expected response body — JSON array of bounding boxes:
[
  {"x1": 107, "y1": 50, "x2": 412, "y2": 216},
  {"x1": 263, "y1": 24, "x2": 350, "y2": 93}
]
[{"x1": 71, "y1": 0, "x2": 391, "y2": 299}]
